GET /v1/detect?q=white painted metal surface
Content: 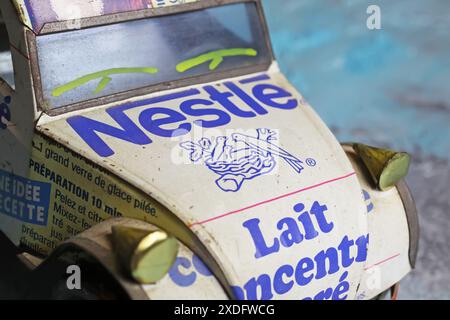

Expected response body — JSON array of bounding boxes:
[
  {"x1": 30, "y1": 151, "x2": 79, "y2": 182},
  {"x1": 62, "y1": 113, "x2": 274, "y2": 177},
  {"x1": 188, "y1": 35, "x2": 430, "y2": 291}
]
[
  {"x1": 0, "y1": 0, "x2": 413, "y2": 300},
  {"x1": 35, "y1": 65, "x2": 373, "y2": 300}
]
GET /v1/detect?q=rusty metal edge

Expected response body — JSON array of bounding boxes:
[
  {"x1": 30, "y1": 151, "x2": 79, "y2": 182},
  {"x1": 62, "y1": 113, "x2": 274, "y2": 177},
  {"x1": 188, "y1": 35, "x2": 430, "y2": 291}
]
[
  {"x1": 26, "y1": 29, "x2": 46, "y2": 112},
  {"x1": 396, "y1": 180, "x2": 419, "y2": 269},
  {"x1": 342, "y1": 143, "x2": 419, "y2": 269}
]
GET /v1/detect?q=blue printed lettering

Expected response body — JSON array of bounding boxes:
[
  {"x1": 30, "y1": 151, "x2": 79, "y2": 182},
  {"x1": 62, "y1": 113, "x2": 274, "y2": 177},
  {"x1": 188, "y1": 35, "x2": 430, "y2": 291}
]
[
  {"x1": 295, "y1": 203, "x2": 319, "y2": 240},
  {"x1": 224, "y1": 81, "x2": 268, "y2": 115},
  {"x1": 314, "y1": 247, "x2": 340, "y2": 280},
  {"x1": 66, "y1": 75, "x2": 302, "y2": 158},
  {"x1": 192, "y1": 254, "x2": 213, "y2": 277},
  {"x1": 295, "y1": 257, "x2": 315, "y2": 286},
  {"x1": 244, "y1": 201, "x2": 337, "y2": 260},
  {"x1": 332, "y1": 271, "x2": 350, "y2": 300},
  {"x1": 243, "y1": 218, "x2": 280, "y2": 259},
  {"x1": 243, "y1": 274, "x2": 273, "y2": 300},
  {"x1": 168, "y1": 257, "x2": 196, "y2": 287},
  {"x1": 232, "y1": 286, "x2": 246, "y2": 300},
  {"x1": 310, "y1": 201, "x2": 333, "y2": 233},
  {"x1": 314, "y1": 287, "x2": 333, "y2": 300},
  {"x1": 338, "y1": 236, "x2": 355, "y2": 268},
  {"x1": 277, "y1": 217, "x2": 303, "y2": 248},
  {"x1": 138, "y1": 107, "x2": 191, "y2": 138},
  {"x1": 234, "y1": 233, "x2": 368, "y2": 300},
  {"x1": 67, "y1": 108, "x2": 151, "y2": 157},
  {"x1": 355, "y1": 234, "x2": 369, "y2": 262},
  {"x1": 233, "y1": 199, "x2": 369, "y2": 300},
  {"x1": 204, "y1": 84, "x2": 256, "y2": 118},
  {"x1": 179, "y1": 99, "x2": 231, "y2": 128},
  {"x1": 273, "y1": 265, "x2": 294, "y2": 295},
  {"x1": 252, "y1": 84, "x2": 298, "y2": 110},
  {"x1": 0, "y1": 169, "x2": 51, "y2": 225}
]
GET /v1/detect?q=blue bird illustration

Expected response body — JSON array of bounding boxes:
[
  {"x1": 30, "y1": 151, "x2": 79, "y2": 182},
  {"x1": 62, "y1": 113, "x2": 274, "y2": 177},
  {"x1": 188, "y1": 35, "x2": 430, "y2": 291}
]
[{"x1": 180, "y1": 128, "x2": 305, "y2": 192}]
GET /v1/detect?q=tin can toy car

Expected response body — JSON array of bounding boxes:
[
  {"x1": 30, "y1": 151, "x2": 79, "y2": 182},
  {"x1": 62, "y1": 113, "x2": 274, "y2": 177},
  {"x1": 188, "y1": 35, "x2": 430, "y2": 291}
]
[{"x1": 0, "y1": 0, "x2": 418, "y2": 300}]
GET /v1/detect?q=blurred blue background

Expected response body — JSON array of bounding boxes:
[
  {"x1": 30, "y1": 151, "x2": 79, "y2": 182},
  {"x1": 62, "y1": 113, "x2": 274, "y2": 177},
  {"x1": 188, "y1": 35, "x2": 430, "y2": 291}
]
[{"x1": 263, "y1": 0, "x2": 450, "y2": 299}]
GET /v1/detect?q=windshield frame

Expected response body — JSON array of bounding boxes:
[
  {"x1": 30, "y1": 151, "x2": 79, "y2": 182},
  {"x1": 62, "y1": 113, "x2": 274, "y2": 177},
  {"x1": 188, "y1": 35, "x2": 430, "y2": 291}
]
[{"x1": 27, "y1": 0, "x2": 274, "y2": 116}]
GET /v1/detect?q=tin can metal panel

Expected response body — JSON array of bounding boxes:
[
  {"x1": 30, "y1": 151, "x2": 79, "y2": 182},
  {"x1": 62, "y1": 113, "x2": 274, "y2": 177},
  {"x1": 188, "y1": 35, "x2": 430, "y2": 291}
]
[{"x1": 36, "y1": 67, "x2": 370, "y2": 300}]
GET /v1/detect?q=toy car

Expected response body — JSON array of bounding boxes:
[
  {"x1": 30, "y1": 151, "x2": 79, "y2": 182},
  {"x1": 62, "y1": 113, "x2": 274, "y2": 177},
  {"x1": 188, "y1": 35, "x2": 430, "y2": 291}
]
[{"x1": 0, "y1": 0, "x2": 418, "y2": 300}]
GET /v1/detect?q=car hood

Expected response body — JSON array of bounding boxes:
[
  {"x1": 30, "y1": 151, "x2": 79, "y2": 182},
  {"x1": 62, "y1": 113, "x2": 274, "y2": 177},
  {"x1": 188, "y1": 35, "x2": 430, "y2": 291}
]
[{"x1": 36, "y1": 65, "x2": 369, "y2": 299}]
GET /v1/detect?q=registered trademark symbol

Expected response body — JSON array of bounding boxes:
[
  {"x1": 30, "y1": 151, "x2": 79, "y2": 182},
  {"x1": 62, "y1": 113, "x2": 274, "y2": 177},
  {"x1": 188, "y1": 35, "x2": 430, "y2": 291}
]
[{"x1": 306, "y1": 158, "x2": 317, "y2": 167}]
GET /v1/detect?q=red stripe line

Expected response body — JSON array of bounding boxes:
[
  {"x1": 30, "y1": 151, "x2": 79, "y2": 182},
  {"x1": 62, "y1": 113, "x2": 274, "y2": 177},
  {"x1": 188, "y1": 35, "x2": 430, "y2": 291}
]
[
  {"x1": 189, "y1": 172, "x2": 357, "y2": 227},
  {"x1": 364, "y1": 253, "x2": 401, "y2": 271}
]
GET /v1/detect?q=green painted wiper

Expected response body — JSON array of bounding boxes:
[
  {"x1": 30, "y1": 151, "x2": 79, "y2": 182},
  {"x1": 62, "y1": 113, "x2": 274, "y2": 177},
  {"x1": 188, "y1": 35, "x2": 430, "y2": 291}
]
[
  {"x1": 52, "y1": 49, "x2": 257, "y2": 97},
  {"x1": 176, "y1": 48, "x2": 258, "y2": 73},
  {"x1": 52, "y1": 67, "x2": 159, "y2": 97}
]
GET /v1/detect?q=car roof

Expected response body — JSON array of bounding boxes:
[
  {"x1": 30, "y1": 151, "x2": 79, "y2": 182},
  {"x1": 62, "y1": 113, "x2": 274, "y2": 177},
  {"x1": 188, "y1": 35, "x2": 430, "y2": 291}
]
[{"x1": 12, "y1": 0, "x2": 200, "y2": 33}]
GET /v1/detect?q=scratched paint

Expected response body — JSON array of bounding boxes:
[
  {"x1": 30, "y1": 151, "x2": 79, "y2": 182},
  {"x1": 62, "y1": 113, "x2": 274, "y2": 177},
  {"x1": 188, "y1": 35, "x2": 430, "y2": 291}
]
[{"x1": 263, "y1": 0, "x2": 450, "y2": 160}]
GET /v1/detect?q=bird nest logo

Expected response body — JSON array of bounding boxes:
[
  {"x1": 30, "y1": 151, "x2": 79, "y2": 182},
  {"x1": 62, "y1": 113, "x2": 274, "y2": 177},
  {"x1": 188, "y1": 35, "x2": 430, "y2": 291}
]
[
  {"x1": 0, "y1": 96, "x2": 11, "y2": 130},
  {"x1": 180, "y1": 128, "x2": 304, "y2": 192}
]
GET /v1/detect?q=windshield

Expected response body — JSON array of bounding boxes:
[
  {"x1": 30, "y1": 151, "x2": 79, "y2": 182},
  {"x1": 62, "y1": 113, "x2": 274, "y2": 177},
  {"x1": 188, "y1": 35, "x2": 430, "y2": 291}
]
[{"x1": 35, "y1": 2, "x2": 271, "y2": 110}]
